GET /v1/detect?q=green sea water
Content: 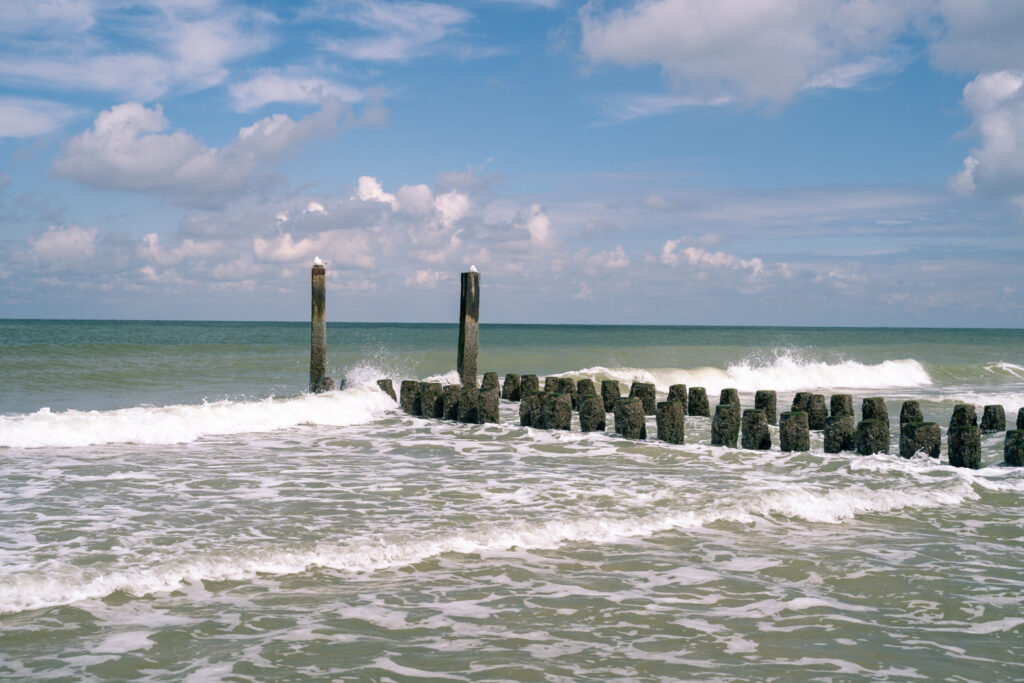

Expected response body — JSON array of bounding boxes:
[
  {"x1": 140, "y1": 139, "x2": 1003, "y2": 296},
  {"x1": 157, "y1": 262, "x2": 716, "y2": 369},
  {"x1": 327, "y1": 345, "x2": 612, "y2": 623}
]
[{"x1": 0, "y1": 320, "x2": 1022, "y2": 680}]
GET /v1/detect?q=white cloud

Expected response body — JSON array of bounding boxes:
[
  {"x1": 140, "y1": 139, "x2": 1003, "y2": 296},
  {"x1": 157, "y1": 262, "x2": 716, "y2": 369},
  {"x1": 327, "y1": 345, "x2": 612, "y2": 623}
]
[
  {"x1": 253, "y1": 229, "x2": 376, "y2": 269},
  {"x1": 403, "y1": 269, "x2": 450, "y2": 288},
  {"x1": 354, "y1": 175, "x2": 398, "y2": 206},
  {"x1": 138, "y1": 233, "x2": 223, "y2": 266},
  {"x1": 951, "y1": 71, "x2": 1024, "y2": 203},
  {"x1": 576, "y1": 245, "x2": 630, "y2": 269},
  {"x1": 660, "y1": 241, "x2": 764, "y2": 275},
  {"x1": 581, "y1": 0, "x2": 920, "y2": 105},
  {"x1": 434, "y1": 190, "x2": 470, "y2": 228},
  {"x1": 53, "y1": 100, "x2": 342, "y2": 207},
  {"x1": 322, "y1": 0, "x2": 471, "y2": 61},
  {"x1": 0, "y1": 2, "x2": 272, "y2": 101},
  {"x1": 229, "y1": 70, "x2": 364, "y2": 112},
  {"x1": 305, "y1": 201, "x2": 327, "y2": 215},
  {"x1": 0, "y1": 97, "x2": 81, "y2": 138},
  {"x1": 523, "y1": 204, "x2": 554, "y2": 248},
  {"x1": 30, "y1": 225, "x2": 97, "y2": 269}
]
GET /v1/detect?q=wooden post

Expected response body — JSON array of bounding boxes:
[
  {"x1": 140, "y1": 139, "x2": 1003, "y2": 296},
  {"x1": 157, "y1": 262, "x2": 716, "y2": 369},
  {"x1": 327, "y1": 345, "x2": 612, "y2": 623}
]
[
  {"x1": 457, "y1": 271, "x2": 480, "y2": 388},
  {"x1": 310, "y1": 263, "x2": 328, "y2": 393}
]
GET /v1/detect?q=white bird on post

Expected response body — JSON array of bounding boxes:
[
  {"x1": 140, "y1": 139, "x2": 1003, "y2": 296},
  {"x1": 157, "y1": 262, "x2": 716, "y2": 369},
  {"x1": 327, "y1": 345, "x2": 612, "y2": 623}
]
[{"x1": 470, "y1": 265, "x2": 478, "y2": 273}]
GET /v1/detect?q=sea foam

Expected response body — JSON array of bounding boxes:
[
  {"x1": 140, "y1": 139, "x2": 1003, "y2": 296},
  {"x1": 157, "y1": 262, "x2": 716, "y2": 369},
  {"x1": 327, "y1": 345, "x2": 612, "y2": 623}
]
[
  {"x1": 0, "y1": 478, "x2": 975, "y2": 614},
  {"x1": 568, "y1": 356, "x2": 932, "y2": 394},
  {"x1": 0, "y1": 385, "x2": 397, "y2": 449}
]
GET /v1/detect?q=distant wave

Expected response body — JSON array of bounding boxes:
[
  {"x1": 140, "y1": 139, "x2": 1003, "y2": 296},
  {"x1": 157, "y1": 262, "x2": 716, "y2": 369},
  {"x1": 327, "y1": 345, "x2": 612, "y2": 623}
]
[
  {"x1": 0, "y1": 385, "x2": 396, "y2": 449},
  {"x1": 0, "y1": 478, "x2": 975, "y2": 614},
  {"x1": 563, "y1": 356, "x2": 933, "y2": 394}
]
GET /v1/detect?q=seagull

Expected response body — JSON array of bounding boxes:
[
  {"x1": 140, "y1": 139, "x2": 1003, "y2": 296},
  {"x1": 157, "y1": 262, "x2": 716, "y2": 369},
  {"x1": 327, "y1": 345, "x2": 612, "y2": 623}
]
[
  {"x1": 470, "y1": 265, "x2": 478, "y2": 273},
  {"x1": 313, "y1": 256, "x2": 324, "y2": 266}
]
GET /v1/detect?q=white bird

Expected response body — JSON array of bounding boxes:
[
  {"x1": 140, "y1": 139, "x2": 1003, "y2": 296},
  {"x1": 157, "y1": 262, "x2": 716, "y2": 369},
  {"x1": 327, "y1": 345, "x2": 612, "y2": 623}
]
[
  {"x1": 470, "y1": 265, "x2": 479, "y2": 273},
  {"x1": 313, "y1": 256, "x2": 324, "y2": 266}
]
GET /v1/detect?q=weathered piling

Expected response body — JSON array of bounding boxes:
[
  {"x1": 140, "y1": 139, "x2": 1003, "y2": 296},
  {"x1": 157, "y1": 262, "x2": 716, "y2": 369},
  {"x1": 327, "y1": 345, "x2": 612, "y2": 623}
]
[
  {"x1": 948, "y1": 403, "x2": 981, "y2": 468},
  {"x1": 501, "y1": 374, "x2": 521, "y2": 401},
  {"x1": 519, "y1": 394, "x2": 539, "y2": 427},
  {"x1": 900, "y1": 401, "x2": 923, "y2": 427},
  {"x1": 792, "y1": 392, "x2": 812, "y2": 414},
  {"x1": 741, "y1": 409, "x2": 771, "y2": 450},
  {"x1": 442, "y1": 384, "x2": 460, "y2": 420},
  {"x1": 579, "y1": 396, "x2": 606, "y2": 432},
  {"x1": 780, "y1": 411, "x2": 810, "y2": 452},
  {"x1": 719, "y1": 388, "x2": 739, "y2": 406},
  {"x1": 481, "y1": 372, "x2": 499, "y2": 393},
  {"x1": 807, "y1": 394, "x2": 827, "y2": 430},
  {"x1": 711, "y1": 403, "x2": 741, "y2": 447},
  {"x1": 576, "y1": 378, "x2": 597, "y2": 407},
  {"x1": 688, "y1": 387, "x2": 710, "y2": 417},
  {"x1": 457, "y1": 271, "x2": 480, "y2": 388},
  {"x1": 419, "y1": 382, "x2": 444, "y2": 418},
  {"x1": 457, "y1": 385, "x2": 479, "y2": 424},
  {"x1": 615, "y1": 397, "x2": 647, "y2": 439},
  {"x1": 601, "y1": 380, "x2": 621, "y2": 412},
  {"x1": 1018, "y1": 407, "x2": 1024, "y2": 430},
  {"x1": 856, "y1": 419, "x2": 889, "y2": 455},
  {"x1": 1005, "y1": 431, "x2": 1024, "y2": 466},
  {"x1": 478, "y1": 388, "x2": 500, "y2": 424},
  {"x1": 667, "y1": 384, "x2": 688, "y2": 413},
  {"x1": 824, "y1": 415, "x2": 856, "y2": 453},
  {"x1": 656, "y1": 401, "x2": 685, "y2": 444},
  {"x1": 755, "y1": 390, "x2": 777, "y2": 425},
  {"x1": 900, "y1": 422, "x2": 940, "y2": 458},
  {"x1": 830, "y1": 394, "x2": 854, "y2": 418},
  {"x1": 376, "y1": 378, "x2": 396, "y2": 401},
  {"x1": 520, "y1": 374, "x2": 540, "y2": 398},
  {"x1": 309, "y1": 263, "x2": 334, "y2": 393},
  {"x1": 545, "y1": 377, "x2": 577, "y2": 407},
  {"x1": 949, "y1": 426, "x2": 981, "y2": 469},
  {"x1": 981, "y1": 405, "x2": 1006, "y2": 433},
  {"x1": 949, "y1": 404, "x2": 977, "y2": 432},
  {"x1": 629, "y1": 382, "x2": 656, "y2": 415},
  {"x1": 400, "y1": 380, "x2": 422, "y2": 415},
  {"x1": 862, "y1": 397, "x2": 889, "y2": 426},
  {"x1": 541, "y1": 392, "x2": 572, "y2": 430}
]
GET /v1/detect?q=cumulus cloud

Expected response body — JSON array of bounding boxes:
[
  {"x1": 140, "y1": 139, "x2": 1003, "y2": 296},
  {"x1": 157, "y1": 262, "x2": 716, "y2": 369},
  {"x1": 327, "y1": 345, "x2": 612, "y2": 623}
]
[
  {"x1": 576, "y1": 245, "x2": 630, "y2": 270},
  {"x1": 53, "y1": 100, "x2": 343, "y2": 208},
  {"x1": 659, "y1": 240, "x2": 764, "y2": 275},
  {"x1": 30, "y1": 225, "x2": 97, "y2": 270},
  {"x1": 403, "y1": 269, "x2": 450, "y2": 288},
  {"x1": 950, "y1": 70, "x2": 1024, "y2": 206}
]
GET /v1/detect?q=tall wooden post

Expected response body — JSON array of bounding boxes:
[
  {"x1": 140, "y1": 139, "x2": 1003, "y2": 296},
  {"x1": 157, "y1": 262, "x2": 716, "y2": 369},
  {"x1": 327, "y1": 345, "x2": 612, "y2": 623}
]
[
  {"x1": 457, "y1": 271, "x2": 480, "y2": 388},
  {"x1": 310, "y1": 263, "x2": 328, "y2": 393}
]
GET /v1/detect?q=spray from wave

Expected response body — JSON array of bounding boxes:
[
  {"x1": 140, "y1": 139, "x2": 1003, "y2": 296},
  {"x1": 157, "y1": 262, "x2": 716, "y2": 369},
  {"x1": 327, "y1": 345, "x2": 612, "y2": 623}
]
[
  {"x1": 0, "y1": 384, "x2": 396, "y2": 449},
  {"x1": 566, "y1": 354, "x2": 932, "y2": 394}
]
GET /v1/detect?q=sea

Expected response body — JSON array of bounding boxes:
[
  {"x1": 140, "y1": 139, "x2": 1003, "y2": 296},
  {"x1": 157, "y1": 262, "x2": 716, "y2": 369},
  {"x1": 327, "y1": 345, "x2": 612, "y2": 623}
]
[{"x1": 1, "y1": 320, "x2": 1023, "y2": 681}]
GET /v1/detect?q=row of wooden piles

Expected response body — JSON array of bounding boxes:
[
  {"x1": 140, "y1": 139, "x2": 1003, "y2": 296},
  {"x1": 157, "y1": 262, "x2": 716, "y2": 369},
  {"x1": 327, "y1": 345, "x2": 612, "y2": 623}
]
[{"x1": 379, "y1": 375, "x2": 1024, "y2": 469}]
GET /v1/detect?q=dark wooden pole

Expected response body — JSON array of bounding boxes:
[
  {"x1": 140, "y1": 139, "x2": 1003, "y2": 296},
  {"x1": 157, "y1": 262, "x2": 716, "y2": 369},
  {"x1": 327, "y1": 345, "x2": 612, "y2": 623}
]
[
  {"x1": 310, "y1": 263, "x2": 327, "y2": 392},
  {"x1": 457, "y1": 271, "x2": 480, "y2": 388}
]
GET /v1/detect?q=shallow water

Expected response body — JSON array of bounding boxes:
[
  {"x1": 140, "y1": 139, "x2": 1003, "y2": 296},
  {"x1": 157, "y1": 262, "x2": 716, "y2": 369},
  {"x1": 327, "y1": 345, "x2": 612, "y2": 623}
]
[{"x1": 1, "y1": 321, "x2": 1022, "y2": 679}]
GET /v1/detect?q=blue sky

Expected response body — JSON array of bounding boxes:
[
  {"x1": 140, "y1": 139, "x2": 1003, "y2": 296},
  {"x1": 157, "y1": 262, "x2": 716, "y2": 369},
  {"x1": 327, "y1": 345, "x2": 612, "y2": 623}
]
[{"x1": 1, "y1": 0, "x2": 1022, "y2": 326}]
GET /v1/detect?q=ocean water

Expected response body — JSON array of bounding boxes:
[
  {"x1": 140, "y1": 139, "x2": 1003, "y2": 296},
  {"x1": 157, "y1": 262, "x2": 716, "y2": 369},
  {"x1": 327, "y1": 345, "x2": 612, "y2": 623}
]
[{"x1": 1, "y1": 320, "x2": 1023, "y2": 680}]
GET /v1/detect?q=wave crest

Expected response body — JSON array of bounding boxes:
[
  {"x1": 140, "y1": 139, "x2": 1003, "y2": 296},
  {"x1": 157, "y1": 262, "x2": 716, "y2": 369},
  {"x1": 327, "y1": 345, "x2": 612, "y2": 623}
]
[{"x1": 0, "y1": 385, "x2": 396, "y2": 449}]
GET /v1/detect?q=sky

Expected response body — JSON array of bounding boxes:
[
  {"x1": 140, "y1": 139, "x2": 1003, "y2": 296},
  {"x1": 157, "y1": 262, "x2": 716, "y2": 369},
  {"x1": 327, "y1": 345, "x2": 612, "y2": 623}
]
[{"x1": 0, "y1": 0, "x2": 1022, "y2": 327}]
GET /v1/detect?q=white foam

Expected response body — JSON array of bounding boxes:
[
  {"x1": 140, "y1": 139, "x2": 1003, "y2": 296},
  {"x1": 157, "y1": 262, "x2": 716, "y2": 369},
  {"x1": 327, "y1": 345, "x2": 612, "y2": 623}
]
[
  {"x1": 0, "y1": 385, "x2": 396, "y2": 449},
  {"x1": 567, "y1": 356, "x2": 932, "y2": 394},
  {"x1": 0, "y1": 478, "x2": 975, "y2": 614}
]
